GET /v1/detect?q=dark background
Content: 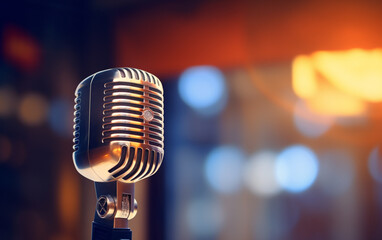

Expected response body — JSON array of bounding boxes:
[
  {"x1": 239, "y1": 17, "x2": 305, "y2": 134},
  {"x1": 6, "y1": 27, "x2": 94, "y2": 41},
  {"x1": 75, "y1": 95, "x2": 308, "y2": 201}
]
[{"x1": 1, "y1": 0, "x2": 382, "y2": 239}]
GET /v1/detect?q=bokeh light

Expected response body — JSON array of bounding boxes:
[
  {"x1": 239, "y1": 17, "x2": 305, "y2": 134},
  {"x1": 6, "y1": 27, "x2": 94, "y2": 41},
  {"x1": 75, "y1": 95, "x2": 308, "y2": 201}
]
[
  {"x1": 178, "y1": 66, "x2": 227, "y2": 115},
  {"x1": 253, "y1": 199, "x2": 300, "y2": 239},
  {"x1": 48, "y1": 99, "x2": 74, "y2": 138},
  {"x1": 186, "y1": 197, "x2": 224, "y2": 238},
  {"x1": 18, "y1": 93, "x2": 48, "y2": 126},
  {"x1": 0, "y1": 87, "x2": 17, "y2": 117},
  {"x1": 313, "y1": 49, "x2": 382, "y2": 102},
  {"x1": 2, "y1": 25, "x2": 41, "y2": 71},
  {"x1": 58, "y1": 163, "x2": 80, "y2": 232},
  {"x1": 293, "y1": 100, "x2": 333, "y2": 138},
  {"x1": 292, "y1": 55, "x2": 317, "y2": 99},
  {"x1": 275, "y1": 145, "x2": 319, "y2": 193},
  {"x1": 0, "y1": 135, "x2": 12, "y2": 162},
  {"x1": 291, "y1": 49, "x2": 382, "y2": 118},
  {"x1": 205, "y1": 146, "x2": 245, "y2": 194},
  {"x1": 243, "y1": 151, "x2": 281, "y2": 197},
  {"x1": 369, "y1": 147, "x2": 382, "y2": 184},
  {"x1": 306, "y1": 87, "x2": 365, "y2": 117},
  {"x1": 317, "y1": 150, "x2": 354, "y2": 196}
]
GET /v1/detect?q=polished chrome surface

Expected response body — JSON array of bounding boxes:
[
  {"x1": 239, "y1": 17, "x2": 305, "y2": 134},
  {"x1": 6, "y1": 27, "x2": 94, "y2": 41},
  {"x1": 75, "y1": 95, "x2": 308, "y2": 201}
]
[
  {"x1": 129, "y1": 198, "x2": 138, "y2": 220},
  {"x1": 114, "y1": 182, "x2": 136, "y2": 228},
  {"x1": 73, "y1": 68, "x2": 164, "y2": 184}
]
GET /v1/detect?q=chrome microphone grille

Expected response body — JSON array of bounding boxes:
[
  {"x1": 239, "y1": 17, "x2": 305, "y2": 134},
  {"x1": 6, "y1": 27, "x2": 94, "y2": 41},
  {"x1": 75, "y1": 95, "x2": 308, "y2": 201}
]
[
  {"x1": 72, "y1": 68, "x2": 164, "y2": 183},
  {"x1": 102, "y1": 68, "x2": 164, "y2": 182},
  {"x1": 102, "y1": 69, "x2": 163, "y2": 148}
]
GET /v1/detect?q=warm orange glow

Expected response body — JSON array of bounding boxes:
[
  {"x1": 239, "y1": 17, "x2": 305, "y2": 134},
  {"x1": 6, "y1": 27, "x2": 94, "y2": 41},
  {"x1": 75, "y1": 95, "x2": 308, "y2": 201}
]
[
  {"x1": 112, "y1": 148, "x2": 122, "y2": 155},
  {"x1": 2, "y1": 25, "x2": 41, "y2": 71},
  {"x1": 292, "y1": 48, "x2": 382, "y2": 117},
  {"x1": 312, "y1": 49, "x2": 382, "y2": 102},
  {"x1": 292, "y1": 55, "x2": 317, "y2": 98},
  {"x1": 58, "y1": 164, "x2": 80, "y2": 233},
  {"x1": 18, "y1": 93, "x2": 48, "y2": 126},
  {"x1": 307, "y1": 86, "x2": 366, "y2": 116}
]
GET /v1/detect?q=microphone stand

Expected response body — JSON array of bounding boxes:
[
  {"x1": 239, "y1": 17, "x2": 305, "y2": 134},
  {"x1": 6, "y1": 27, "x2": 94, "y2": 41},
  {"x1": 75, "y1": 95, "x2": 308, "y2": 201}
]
[{"x1": 92, "y1": 182, "x2": 136, "y2": 240}]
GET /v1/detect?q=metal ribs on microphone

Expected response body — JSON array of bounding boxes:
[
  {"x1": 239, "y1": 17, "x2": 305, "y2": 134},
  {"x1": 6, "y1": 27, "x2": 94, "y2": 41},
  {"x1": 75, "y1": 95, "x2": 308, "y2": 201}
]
[
  {"x1": 101, "y1": 68, "x2": 164, "y2": 182},
  {"x1": 73, "y1": 92, "x2": 81, "y2": 152}
]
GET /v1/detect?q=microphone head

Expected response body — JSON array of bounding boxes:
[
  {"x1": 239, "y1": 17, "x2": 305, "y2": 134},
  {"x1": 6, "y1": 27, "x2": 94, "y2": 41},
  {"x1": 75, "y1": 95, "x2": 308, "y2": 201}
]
[{"x1": 73, "y1": 68, "x2": 164, "y2": 183}]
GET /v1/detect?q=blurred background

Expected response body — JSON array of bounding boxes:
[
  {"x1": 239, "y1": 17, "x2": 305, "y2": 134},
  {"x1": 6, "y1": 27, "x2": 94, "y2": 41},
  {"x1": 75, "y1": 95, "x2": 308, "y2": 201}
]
[{"x1": 1, "y1": 0, "x2": 382, "y2": 239}]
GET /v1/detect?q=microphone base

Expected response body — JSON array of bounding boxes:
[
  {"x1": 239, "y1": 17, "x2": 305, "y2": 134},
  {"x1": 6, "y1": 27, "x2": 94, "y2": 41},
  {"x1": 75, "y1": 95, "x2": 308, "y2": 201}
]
[{"x1": 92, "y1": 221, "x2": 132, "y2": 240}]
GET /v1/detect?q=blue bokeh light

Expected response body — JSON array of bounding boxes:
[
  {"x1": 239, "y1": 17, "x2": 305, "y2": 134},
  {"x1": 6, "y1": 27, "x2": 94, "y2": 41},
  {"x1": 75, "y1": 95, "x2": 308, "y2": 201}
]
[
  {"x1": 293, "y1": 100, "x2": 333, "y2": 138},
  {"x1": 178, "y1": 66, "x2": 226, "y2": 114},
  {"x1": 204, "y1": 146, "x2": 245, "y2": 194},
  {"x1": 275, "y1": 145, "x2": 319, "y2": 193},
  {"x1": 368, "y1": 147, "x2": 382, "y2": 184},
  {"x1": 48, "y1": 99, "x2": 73, "y2": 138},
  {"x1": 186, "y1": 197, "x2": 224, "y2": 238}
]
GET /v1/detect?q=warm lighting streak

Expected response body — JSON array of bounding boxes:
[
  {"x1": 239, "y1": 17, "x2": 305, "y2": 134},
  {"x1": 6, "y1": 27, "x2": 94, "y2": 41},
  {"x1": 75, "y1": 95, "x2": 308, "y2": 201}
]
[
  {"x1": 313, "y1": 49, "x2": 382, "y2": 102},
  {"x1": 292, "y1": 55, "x2": 317, "y2": 98},
  {"x1": 292, "y1": 48, "x2": 382, "y2": 117}
]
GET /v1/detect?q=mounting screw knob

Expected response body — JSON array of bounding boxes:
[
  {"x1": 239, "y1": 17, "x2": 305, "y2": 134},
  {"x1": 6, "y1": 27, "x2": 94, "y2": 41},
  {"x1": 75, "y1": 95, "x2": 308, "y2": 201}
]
[{"x1": 96, "y1": 195, "x2": 115, "y2": 219}]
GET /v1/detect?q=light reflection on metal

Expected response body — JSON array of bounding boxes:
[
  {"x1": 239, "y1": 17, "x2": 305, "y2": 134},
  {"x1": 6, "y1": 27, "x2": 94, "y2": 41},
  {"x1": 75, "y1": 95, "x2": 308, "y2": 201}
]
[{"x1": 73, "y1": 68, "x2": 164, "y2": 183}]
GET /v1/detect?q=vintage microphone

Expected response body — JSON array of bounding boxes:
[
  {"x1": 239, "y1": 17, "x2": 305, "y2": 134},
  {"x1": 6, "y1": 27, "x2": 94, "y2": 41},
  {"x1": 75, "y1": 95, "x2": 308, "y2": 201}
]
[{"x1": 72, "y1": 68, "x2": 164, "y2": 240}]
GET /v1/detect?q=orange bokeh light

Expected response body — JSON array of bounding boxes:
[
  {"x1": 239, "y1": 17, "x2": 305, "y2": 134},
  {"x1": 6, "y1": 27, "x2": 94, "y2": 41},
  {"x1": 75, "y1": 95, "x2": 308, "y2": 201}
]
[
  {"x1": 292, "y1": 48, "x2": 382, "y2": 117},
  {"x1": 2, "y1": 25, "x2": 41, "y2": 72}
]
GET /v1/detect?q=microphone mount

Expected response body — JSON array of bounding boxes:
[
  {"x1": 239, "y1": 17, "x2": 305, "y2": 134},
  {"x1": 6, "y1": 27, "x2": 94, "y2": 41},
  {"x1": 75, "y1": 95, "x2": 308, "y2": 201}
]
[{"x1": 92, "y1": 182, "x2": 137, "y2": 240}]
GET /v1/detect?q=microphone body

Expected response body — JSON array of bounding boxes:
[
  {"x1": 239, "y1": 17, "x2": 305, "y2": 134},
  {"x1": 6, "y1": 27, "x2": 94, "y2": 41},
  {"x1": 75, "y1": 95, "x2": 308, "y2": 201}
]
[{"x1": 73, "y1": 68, "x2": 164, "y2": 240}]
